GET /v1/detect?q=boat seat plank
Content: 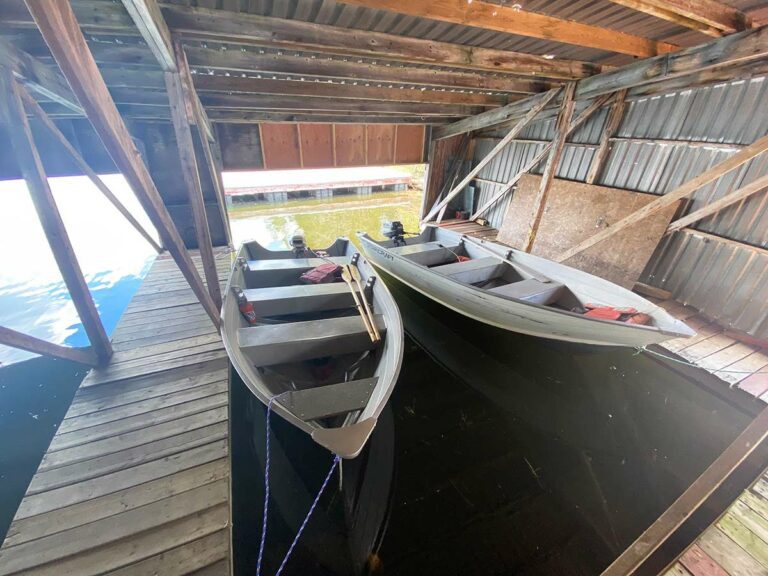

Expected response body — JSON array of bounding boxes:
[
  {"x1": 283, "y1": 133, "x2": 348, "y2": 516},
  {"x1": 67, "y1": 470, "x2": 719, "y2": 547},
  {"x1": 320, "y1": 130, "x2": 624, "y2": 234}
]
[
  {"x1": 432, "y1": 257, "x2": 506, "y2": 284},
  {"x1": 243, "y1": 283, "x2": 356, "y2": 316},
  {"x1": 238, "y1": 315, "x2": 386, "y2": 366},
  {"x1": 389, "y1": 242, "x2": 462, "y2": 266},
  {"x1": 244, "y1": 257, "x2": 350, "y2": 287},
  {"x1": 278, "y1": 377, "x2": 378, "y2": 421},
  {"x1": 488, "y1": 278, "x2": 565, "y2": 305}
]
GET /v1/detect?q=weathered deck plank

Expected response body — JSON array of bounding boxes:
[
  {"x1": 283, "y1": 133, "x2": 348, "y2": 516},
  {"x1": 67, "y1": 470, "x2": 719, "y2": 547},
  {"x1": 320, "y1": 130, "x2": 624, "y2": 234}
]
[{"x1": 0, "y1": 249, "x2": 234, "y2": 575}]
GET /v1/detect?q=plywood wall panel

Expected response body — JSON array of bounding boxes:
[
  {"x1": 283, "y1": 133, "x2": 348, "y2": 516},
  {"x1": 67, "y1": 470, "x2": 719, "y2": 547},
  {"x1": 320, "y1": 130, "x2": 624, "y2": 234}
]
[
  {"x1": 298, "y1": 124, "x2": 334, "y2": 168},
  {"x1": 260, "y1": 123, "x2": 301, "y2": 169},
  {"x1": 214, "y1": 124, "x2": 264, "y2": 171},
  {"x1": 366, "y1": 125, "x2": 395, "y2": 166},
  {"x1": 395, "y1": 125, "x2": 426, "y2": 164},
  {"x1": 497, "y1": 174, "x2": 680, "y2": 288},
  {"x1": 334, "y1": 124, "x2": 366, "y2": 166}
]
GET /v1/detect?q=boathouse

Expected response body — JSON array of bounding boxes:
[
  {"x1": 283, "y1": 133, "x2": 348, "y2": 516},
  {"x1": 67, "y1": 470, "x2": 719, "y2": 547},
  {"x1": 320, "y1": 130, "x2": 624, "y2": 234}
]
[{"x1": 0, "y1": 1, "x2": 768, "y2": 575}]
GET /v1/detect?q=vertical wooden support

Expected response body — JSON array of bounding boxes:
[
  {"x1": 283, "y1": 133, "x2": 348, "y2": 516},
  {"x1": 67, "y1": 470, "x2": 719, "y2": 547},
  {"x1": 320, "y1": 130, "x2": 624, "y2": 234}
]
[
  {"x1": 19, "y1": 87, "x2": 163, "y2": 253},
  {"x1": 0, "y1": 69, "x2": 113, "y2": 362},
  {"x1": 165, "y1": 64, "x2": 222, "y2": 308},
  {"x1": 0, "y1": 326, "x2": 98, "y2": 366},
  {"x1": 421, "y1": 86, "x2": 561, "y2": 224},
  {"x1": 24, "y1": 0, "x2": 220, "y2": 329},
  {"x1": 176, "y1": 42, "x2": 231, "y2": 246},
  {"x1": 586, "y1": 88, "x2": 627, "y2": 185},
  {"x1": 522, "y1": 82, "x2": 577, "y2": 253}
]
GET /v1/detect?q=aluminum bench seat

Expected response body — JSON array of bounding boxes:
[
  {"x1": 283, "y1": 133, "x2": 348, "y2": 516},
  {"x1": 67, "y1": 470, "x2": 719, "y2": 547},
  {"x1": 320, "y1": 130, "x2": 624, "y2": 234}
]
[
  {"x1": 238, "y1": 315, "x2": 385, "y2": 366},
  {"x1": 431, "y1": 257, "x2": 506, "y2": 284},
  {"x1": 277, "y1": 377, "x2": 378, "y2": 421},
  {"x1": 488, "y1": 278, "x2": 565, "y2": 306},
  {"x1": 244, "y1": 257, "x2": 350, "y2": 287},
  {"x1": 243, "y1": 283, "x2": 357, "y2": 316},
  {"x1": 389, "y1": 242, "x2": 462, "y2": 267}
]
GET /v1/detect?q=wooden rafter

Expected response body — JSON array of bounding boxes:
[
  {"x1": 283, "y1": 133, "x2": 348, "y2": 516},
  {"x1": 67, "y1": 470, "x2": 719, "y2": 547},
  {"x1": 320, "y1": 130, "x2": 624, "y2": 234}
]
[
  {"x1": 338, "y1": 0, "x2": 678, "y2": 58},
  {"x1": 607, "y1": 0, "x2": 752, "y2": 37},
  {"x1": 193, "y1": 75, "x2": 512, "y2": 106},
  {"x1": 436, "y1": 25, "x2": 768, "y2": 138},
  {"x1": 121, "y1": 0, "x2": 176, "y2": 71},
  {"x1": 0, "y1": 326, "x2": 98, "y2": 366},
  {"x1": 421, "y1": 87, "x2": 562, "y2": 224},
  {"x1": 521, "y1": 82, "x2": 577, "y2": 253},
  {"x1": 23, "y1": 0, "x2": 221, "y2": 329},
  {"x1": 183, "y1": 45, "x2": 548, "y2": 93},
  {"x1": 556, "y1": 132, "x2": 768, "y2": 262},
  {"x1": 19, "y1": 87, "x2": 163, "y2": 254},
  {"x1": 0, "y1": 38, "x2": 83, "y2": 115},
  {"x1": 162, "y1": 5, "x2": 598, "y2": 80},
  {"x1": 0, "y1": 68, "x2": 112, "y2": 363}
]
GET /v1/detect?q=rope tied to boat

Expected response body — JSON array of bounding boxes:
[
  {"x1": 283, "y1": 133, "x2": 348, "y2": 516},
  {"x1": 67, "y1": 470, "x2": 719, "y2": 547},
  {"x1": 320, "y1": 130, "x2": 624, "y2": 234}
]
[
  {"x1": 635, "y1": 346, "x2": 768, "y2": 375},
  {"x1": 256, "y1": 395, "x2": 341, "y2": 576}
]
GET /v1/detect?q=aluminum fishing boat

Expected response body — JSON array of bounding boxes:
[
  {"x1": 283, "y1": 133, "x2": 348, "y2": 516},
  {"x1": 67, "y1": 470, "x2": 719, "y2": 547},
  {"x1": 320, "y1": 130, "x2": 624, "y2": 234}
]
[
  {"x1": 222, "y1": 237, "x2": 403, "y2": 459},
  {"x1": 358, "y1": 224, "x2": 694, "y2": 348}
]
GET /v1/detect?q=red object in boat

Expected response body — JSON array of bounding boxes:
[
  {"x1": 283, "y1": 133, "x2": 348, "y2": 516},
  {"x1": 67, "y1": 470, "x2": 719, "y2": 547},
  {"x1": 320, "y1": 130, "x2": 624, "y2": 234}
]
[
  {"x1": 626, "y1": 313, "x2": 652, "y2": 325},
  {"x1": 238, "y1": 300, "x2": 258, "y2": 325},
  {"x1": 615, "y1": 307, "x2": 638, "y2": 314},
  {"x1": 585, "y1": 307, "x2": 622, "y2": 321},
  {"x1": 457, "y1": 255, "x2": 471, "y2": 262},
  {"x1": 300, "y1": 263, "x2": 341, "y2": 284}
]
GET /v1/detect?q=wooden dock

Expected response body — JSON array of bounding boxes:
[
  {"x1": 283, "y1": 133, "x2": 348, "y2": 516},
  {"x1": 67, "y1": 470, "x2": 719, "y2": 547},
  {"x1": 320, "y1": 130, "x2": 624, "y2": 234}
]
[{"x1": 0, "y1": 249, "x2": 233, "y2": 576}]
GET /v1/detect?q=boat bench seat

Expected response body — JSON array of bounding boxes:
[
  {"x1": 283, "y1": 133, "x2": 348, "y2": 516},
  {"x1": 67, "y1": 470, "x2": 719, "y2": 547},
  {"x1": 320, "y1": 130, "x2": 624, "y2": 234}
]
[
  {"x1": 243, "y1": 283, "x2": 356, "y2": 316},
  {"x1": 277, "y1": 377, "x2": 378, "y2": 421},
  {"x1": 238, "y1": 315, "x2": 385, "y2": 366},
  {"x1": 389, "y1": 242, "x2": 462, "y2": 267},
  {"x1": 489, "y1": 278, "x2": 565, "y2": 305},
  {"x1": 432, "y1": 257, "x2": 505, "y2": 284},
  {"x1": 244, "y1": 256, "x2": 349, "y2": 288}
]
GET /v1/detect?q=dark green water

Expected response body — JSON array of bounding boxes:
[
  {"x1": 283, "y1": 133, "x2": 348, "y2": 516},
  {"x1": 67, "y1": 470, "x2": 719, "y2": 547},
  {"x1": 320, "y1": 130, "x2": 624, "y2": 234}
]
[{"x1": 231, "y1": 274, "x2": 757, "y2": 576}]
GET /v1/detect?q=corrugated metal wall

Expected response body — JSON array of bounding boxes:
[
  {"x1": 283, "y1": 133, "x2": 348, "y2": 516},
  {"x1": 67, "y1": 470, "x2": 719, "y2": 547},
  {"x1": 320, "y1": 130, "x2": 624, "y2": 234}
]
[{"x1": 472, "y1": 76, "x2": 768, "y2": 337}]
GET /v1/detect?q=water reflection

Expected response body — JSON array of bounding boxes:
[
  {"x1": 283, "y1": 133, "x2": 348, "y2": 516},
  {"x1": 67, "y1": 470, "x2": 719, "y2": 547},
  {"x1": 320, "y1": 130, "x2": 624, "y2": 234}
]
[
  {"x1": 231, "y1": 275, "x2": 755, "y2": 575},
  {"x1": 0, "y1": 175, "x2": 157, "y2": 364}
]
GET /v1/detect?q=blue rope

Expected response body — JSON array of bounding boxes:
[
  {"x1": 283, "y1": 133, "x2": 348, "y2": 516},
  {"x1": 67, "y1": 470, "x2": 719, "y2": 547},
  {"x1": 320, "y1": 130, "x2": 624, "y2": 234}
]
[{"x1": 256, "y1": 396, "x2": 341, "y2": 576}]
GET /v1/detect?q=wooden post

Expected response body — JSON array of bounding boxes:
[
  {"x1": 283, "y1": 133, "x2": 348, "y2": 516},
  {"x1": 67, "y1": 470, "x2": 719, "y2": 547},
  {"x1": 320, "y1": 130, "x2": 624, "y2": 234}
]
[
  {"x1": 165, "y1": 62, "x2": 222, "y2": 308},
  {"x1": 522, "y1": 82, "x2": 577, "y2": 253},
  {"x1": 19, "y1": 87, "x2": 163, "y2": 253},
  {"x1": 666, "y1": 173, "x2": 768, "y2": 233},
  {"x1": 421, "y1": 87, "x2": 561, "y2": 224},
  {"x1": 0, "y1": 69, "x2": 112, "y2": 362},
  {"x1": 24, "y1": 0, "x2": 221, "y2": 329},
  {"x1": 0, "y1": 326, "x2": 98, "y2": 366},
  {"x1": 557, "y1": 132, "x2": 768, "y2": 262},
  {"x1": 586, "y1": 89, "x2": 628, "y2": 185}
]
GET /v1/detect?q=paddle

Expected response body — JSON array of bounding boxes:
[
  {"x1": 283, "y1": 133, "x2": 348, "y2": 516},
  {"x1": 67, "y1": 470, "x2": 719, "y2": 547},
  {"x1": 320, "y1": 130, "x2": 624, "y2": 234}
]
[
  {"x1": 341, "y1": 265, "x2": 377, "y2": 342},
  {"x1": 348, "y1": 264, "x2": 381, "y2": 341}
]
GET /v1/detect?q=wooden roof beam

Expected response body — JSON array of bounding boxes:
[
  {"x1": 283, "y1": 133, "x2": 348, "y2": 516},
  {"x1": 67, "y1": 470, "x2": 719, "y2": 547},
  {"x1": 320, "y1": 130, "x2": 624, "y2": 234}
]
[
  {"x1": 183, "y1": 45, "x2": 543, "y2": 93},
  {"x1": 607, "y1": 0, "x2": 752, "y2": 37},
  {"x1": 121, "y1": 0, "x2": 176, "y2": 71},
  {"x1": 436, "y1": 25, "x2": 768, "y2": 138},
  {"x1": 0, "y1": 38, "x2": 83, "y2": 114},
  {"x1": 162, "y1": 4, "x2": 599, "y2": 80},
  {"x1": 337, "y1": 0, "x2": 678, "y2": 58}
]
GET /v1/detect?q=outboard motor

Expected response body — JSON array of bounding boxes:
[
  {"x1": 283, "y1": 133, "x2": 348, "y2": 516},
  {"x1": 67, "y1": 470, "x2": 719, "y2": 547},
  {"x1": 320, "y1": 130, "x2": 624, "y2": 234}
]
[
  {"x1": 381, "y1": 220, "x2": 406, "y2": 247},
  {"x1": 291, "y1": 232, "x2": 308, "y2": 257}
]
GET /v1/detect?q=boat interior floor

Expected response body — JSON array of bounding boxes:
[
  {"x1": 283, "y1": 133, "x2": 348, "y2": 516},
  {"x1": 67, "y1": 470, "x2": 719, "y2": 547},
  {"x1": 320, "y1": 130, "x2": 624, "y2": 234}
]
[
  {"x1": 238, "y1": 256, "x2": 383, "y2": 424},
  {"x1": 390, "y1": 243, "x2": 581, "y2": 310}
]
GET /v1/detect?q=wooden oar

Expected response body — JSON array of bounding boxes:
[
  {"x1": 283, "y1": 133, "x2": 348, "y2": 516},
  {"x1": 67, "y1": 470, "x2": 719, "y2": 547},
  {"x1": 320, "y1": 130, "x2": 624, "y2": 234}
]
[
  {"x1": 341, "y1": 265, "x2": 377, "y2": 342},
  {"x1": 348, "y1": 264, "x2": 381, "y2": 341}
]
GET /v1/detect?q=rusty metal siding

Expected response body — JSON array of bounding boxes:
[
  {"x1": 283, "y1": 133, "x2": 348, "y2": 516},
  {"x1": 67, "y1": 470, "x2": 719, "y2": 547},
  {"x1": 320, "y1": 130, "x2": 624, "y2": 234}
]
[{"x1": 471, "y1": 74, "x2": 768, "y2": 337}]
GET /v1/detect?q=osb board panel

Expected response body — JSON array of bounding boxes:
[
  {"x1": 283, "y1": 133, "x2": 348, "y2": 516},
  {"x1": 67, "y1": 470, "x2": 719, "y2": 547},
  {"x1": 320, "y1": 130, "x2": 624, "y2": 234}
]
[
  {"x1": 366, "y1": 125, "x2": 395, "y2": 165},
  {"x1": 298, "y1": 124, "x2": 334, "y2": 168},
  {"x1": 395, "y1": 125, "x2": 426, "y2": 164},
  {"x1": 497, "y1": 174, "x2": 679, "y2": 288},
  {"x1": 214, "y1": 124, "x2": 263, "y2": 171},
  {"x1": 335, "y1": 124, "x2": 366, "y2": 166},
  {"x1": 260, "y1": 123, "x2": 301, "y2": 169}
]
